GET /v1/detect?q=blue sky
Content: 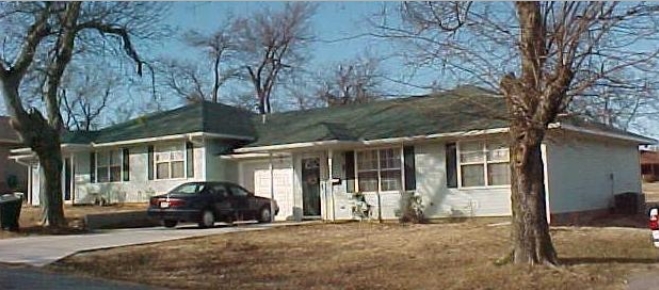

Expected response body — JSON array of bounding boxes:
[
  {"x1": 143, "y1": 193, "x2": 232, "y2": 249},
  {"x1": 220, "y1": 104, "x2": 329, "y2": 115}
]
[{"x1": 154, "y1": 2, "x2": 431, "y2": 106}]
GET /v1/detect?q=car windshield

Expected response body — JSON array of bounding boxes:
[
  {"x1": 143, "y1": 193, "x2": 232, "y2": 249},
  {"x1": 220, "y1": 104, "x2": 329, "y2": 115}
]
[{"x1": 170, "y1": 183, "x2": 206, "y2": 194}]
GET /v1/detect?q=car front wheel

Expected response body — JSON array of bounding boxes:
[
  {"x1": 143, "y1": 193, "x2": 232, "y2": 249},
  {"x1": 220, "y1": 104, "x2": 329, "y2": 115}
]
[
  {"x1": 199, "y1": 209, "x2": 215, "y2": 228},
  {"x1": 258, "y1": 207, "x2": 272, "y2": 223}
]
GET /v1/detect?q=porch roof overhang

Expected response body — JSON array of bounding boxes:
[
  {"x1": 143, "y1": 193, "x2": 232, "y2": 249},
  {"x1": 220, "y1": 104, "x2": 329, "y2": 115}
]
[
  {"x1": 234, "y1": 127, "x2": 511, "y2": 154},
  {"x1": 232, "y1": 122, "x2": 656, "y2": 154}
]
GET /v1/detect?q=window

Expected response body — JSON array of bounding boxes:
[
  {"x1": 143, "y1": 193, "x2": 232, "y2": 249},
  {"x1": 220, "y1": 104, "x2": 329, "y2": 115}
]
[
  {"x1": 458, "y1": 141, "x2": 510, "y2": 187},
  {"x1": 155, "y1": 144, "x2": 185, "y2": 179},
  {"x1": 229, "y1": 185, "x2": 250, "y2": 197},
  {"x1": 356, "y1": 148, "x2": 402, "y2": 192},
  {"x1": 96, "y1": 149, "x2": 123, "y2": 182}
]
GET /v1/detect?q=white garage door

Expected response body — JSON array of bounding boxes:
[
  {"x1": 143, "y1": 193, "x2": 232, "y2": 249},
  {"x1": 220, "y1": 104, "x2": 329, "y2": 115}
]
[{"x1": 241, "y1": 159, "x2": 293, "y2": 221}]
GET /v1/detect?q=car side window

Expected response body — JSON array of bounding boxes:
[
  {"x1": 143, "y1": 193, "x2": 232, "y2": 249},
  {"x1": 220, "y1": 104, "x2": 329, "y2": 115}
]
[
  {"x1": 210, "y1": 184, "x2": 229, "y2": 198},
  {"x1": 229, "y1": 185, "x2": 250, "y2": 197}
]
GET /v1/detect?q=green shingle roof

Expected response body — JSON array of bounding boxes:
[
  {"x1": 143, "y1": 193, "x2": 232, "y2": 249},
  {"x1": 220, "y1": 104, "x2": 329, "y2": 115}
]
[
  {"x1": 246, "y1": 87, "x2": 509, "y2": 147},
  {"x1": 63, "y1": 101, "x2": 256, "y2": 145},
  {"x1": 60, "y1": 86, "x2": 653, "y2": 147}
]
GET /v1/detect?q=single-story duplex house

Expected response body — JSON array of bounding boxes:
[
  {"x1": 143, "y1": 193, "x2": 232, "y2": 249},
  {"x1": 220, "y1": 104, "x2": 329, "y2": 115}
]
[{"x1": 11, "y1": 87, "x2": 655, "y2": 224}]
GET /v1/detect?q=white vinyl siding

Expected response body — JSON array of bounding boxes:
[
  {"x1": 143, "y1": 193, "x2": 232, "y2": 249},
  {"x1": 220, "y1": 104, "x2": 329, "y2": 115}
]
[
  {"x1": 71, "y1": 143, "x2": 206, "y2": 204},
  {"x1": 544, "y1": 132, "x2": 642, "y2": 214}
]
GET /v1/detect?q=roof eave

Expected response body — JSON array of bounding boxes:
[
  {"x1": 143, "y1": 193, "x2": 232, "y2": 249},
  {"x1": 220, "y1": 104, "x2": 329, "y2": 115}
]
[
  {"x1": 557, "y1": 123, "x2": 657, "y2": 145},
  {"x1": 92, "y1": 131, "x2": 254, "y2": 148},
  {"x1": 234, "y1": 127, "x2": 510, "y2": 153}
]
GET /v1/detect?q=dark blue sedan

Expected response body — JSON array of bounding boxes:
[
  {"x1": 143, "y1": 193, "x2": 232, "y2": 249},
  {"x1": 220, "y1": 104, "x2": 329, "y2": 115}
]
[{"x1": 147, "y1": 182, "x2": 279, "y2": 228}]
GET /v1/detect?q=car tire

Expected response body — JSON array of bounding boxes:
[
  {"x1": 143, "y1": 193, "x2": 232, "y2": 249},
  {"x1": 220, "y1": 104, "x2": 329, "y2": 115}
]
[
  {"x1": 163, "y1": 220, "x2": 178, "y2": 228},
  {"x1": 199, "y1": 209, "x2": 215, "y2": 228},
  {"x1": 258, "y1": 207, "x2": 272, "y2": 223}
]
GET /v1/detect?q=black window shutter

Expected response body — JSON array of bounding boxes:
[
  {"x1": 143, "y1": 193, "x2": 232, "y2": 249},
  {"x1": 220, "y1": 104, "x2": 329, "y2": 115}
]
[
  {"x1": 344, "y1": 151, "x2": 355, "y2": 193},
  {"x1": 403, "y1": 146, "x2": 416, "y2": 191},
  {"x1": 90, "y1": 152, "x2": 96, "y2": 183},
  {"x1": 122, "y1": 148, "x2": 130, "y2": 181},
  {"x1": 186, "y1": 142, "x2": 194, "y2": 178},
  {"x1": 147, "y1": 145, "x2": 154, "y2": 180},
  {"x1": 446, "y1": 143, "x2": 458, "y2": 188}
]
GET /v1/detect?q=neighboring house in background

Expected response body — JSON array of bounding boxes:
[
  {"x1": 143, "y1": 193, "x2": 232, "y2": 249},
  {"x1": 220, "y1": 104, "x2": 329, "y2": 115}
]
[
  {"x1": 0, "y1": 116, "x2": 27, "y2": 193},
  {"x1": 11, "y1": 87, "x2": 656, "y2": 224},
  {"x1": 641, "y1": 149, "x2": 659, "y2": 182}
]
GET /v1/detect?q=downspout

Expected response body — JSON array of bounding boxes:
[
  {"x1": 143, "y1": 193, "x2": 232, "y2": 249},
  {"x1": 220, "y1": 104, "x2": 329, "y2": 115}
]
[
  {"x1": 328, "y1": 149, "x2": 335, "y2": 221},
  {"x1": 269, "y1": 152, "x2": 275, "y2": 222}
]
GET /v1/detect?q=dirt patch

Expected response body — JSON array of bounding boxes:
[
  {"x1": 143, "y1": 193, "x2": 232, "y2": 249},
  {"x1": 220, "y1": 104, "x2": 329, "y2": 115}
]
[
  {"x1": 49, "y1": 222, "x2": 659, "y2": 290},
  {"x1": 0, "y1": 203, "x2": 147, "y2": 239}
]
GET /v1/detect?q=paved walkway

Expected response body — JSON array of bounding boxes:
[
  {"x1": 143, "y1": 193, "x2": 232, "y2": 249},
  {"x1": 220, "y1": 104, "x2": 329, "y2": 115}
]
[{"x1": 0, "y1": 222, "x2": 306, "y2": 267}]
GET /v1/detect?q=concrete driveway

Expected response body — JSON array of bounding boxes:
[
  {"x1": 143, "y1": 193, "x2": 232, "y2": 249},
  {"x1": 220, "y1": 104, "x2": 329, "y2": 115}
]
[
  {"x1": 0, "y1": 264, "x2": 163, "y2": 290},
  {"x1": 0, "y1": 222, "x2": 306, "y2": 267}
]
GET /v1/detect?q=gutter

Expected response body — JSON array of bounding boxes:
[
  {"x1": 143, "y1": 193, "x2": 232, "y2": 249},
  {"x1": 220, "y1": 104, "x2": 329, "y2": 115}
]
[
  {"x1": 234, "y1": 122, "x2": 654, "y2": 154},
  {"x1": 90, "y1": 132, "x2": 254, "y2": 148},
  {"x1": 234, "y1": 127, "x2": 511, "y2": 153}
]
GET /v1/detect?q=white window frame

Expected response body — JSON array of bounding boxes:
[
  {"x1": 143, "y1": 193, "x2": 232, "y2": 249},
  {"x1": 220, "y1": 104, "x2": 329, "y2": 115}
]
[
  {"x1": 95, "y1": 149, "x2": 123, "y2": 183},
  {"x1": 154, "y1": 142, "x2": 187, "y2": 180},
  {"x1": 354, "y1": 146, "x2": 404, "y2": 193},
  {"x1": 456, "y1": 140, "x2": 511, "y2": 188}
]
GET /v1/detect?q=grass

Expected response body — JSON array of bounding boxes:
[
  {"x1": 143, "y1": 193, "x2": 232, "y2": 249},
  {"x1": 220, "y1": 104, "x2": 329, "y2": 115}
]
[
  {"x1": 0, "y1": 203, "x2": 147, "y2": 239},
  {"x1": 48, "y1": 221, "x2": 659, "y2": 290}
]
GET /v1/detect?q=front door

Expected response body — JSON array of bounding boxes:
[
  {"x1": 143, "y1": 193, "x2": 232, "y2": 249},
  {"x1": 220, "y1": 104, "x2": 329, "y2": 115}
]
[{"x1": 301, "y1": 158, "x2": 321, "y2": 216}]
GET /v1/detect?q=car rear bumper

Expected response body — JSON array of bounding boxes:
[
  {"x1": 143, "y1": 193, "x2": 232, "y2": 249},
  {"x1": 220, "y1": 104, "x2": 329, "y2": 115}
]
[{"x1": 147, "y1": 208, "x2": 201, "y2": 222}]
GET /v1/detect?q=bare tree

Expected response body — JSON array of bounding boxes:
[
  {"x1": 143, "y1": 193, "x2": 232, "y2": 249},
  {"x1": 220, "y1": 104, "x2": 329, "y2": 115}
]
[
  {"x1": 373, "y1": 2, "x2": 659, "y2": 265},
  {"x1": 158, "y1": 22, "x2": 238, "y2": 104},
  {"x1": 232, "y1": 2, "x2": 317, "y2": 114},
  {"x1": 570, "y1": 72, "x2": 659, "y2": 130},
  {"x1": 318, "y1": 55, "x2": 384, "y2": 107},
  {"x1": 59, "y1": 66, "x2": 118, "y2": 131},
  {"x1": 0, "y1": 2, "x2": 167, "y2": 227}
]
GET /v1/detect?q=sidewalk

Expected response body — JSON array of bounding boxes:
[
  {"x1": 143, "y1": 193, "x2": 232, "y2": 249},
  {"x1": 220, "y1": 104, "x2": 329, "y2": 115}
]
[{"x1": 0, "y1": 222, "x2": 307, "y2": 267}]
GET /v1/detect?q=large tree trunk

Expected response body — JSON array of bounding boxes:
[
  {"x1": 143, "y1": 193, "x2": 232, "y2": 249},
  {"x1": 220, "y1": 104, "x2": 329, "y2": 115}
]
[
  {"x1": 34, "y1": 141, "x2": 65, "y2": 227},
  {"x1": 509, "y1": 123, "x2": 558, "y2": 265}
]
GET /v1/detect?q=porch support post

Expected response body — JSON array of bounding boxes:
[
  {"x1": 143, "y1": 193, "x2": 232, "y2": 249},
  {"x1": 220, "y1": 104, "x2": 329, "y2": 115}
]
[
  {"x1": 71, "y1": 154, "x2": 75, "y2": 205},
  {"x1": 328, "y1": 149, "x2": 335, "y2": 221},
  {"x1": 269, "y1": 152, "x2": 275, "y2": 222}
]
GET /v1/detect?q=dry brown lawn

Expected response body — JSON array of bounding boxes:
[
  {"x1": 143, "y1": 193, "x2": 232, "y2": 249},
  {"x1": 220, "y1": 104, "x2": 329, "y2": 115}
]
[
  {"x1": 0, "y1": 203, "x2": 147, "y2": 239},
  {"x1": 49, "y1": 221, "x2": 659, "y2": 290}
]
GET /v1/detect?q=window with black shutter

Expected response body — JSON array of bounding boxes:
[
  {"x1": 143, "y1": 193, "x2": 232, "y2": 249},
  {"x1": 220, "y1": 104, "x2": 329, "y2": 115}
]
[
  {"x1": 403, "y1": 146, "x2": 416, "y2": 191},
  {"x1": 90, "y1": 152, "x2": 96, "y2": 183},
  {"x1": 122, "y1": 148, "x2": 130, "y2": 181},
  {"x1": 147, "y1": 145, "x2": 154, "y2": 180},
  {"x1": 344, "y1": 151, "x2": 355, "y2": 193},
  {"x1": 446, "y1": 143, "x2": 458, "y2": 188},
  {"x1": 186, "y1": 142, "x2": 194, "y2": 178}
]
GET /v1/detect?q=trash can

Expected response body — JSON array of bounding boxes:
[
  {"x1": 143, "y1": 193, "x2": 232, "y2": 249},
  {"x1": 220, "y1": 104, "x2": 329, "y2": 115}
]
[{"x1": 0, "y1": 193, "x2": 22, "y2": 231}]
